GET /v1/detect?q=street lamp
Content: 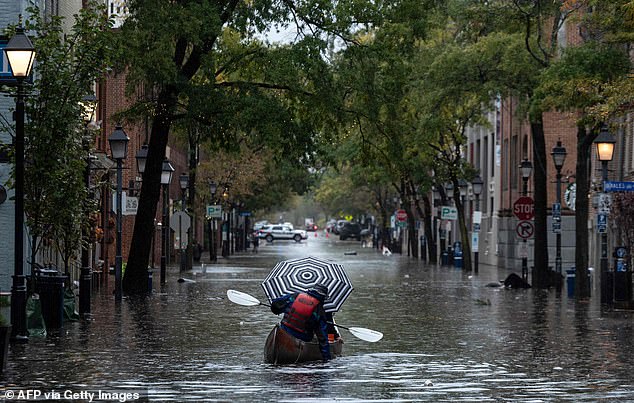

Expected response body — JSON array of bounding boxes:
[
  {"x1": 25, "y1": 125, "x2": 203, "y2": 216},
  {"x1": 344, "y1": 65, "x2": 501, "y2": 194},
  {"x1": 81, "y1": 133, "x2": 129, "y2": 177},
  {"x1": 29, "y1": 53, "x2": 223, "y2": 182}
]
[
  {"x1": 520, "y1": 159, "x2": 532, "y2": 282},
  {"x1": 471, "y1": 175, "x2": 483, "y2": 275},
  {"x1": 209, "y1": 181, "x2": 218, "y2": 262},
  {"x1": 5, "y1": 22, "x2": 35, "y2": 342},
  {"x1": 178, "y1": 173, "x2": 189, "y2": 272},
  {"x1": 135, "y1": 144, "x2": 148, "y2": 174},
  {"x1": 160, "y1": 159, "x2": 175, "y2": 284},
  {"x1": 551, "y1": 140, "x2": 567, "y2": 282},
  {"x1": 595, "y1": 126, "x2": 616, "y2": 304},
  {"x1": 108, "y1": 125, "x2": 129, "y2": 301},
  {"x1": 79, "y1": 94, "x2": 98, "y2": 316}
]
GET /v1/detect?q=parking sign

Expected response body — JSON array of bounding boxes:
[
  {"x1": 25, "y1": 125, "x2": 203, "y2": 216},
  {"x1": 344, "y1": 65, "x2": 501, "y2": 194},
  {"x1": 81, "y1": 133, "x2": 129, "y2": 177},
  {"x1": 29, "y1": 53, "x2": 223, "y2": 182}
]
[{"x1": 206, "y1": 204, "x2": 222, "y2": 218}]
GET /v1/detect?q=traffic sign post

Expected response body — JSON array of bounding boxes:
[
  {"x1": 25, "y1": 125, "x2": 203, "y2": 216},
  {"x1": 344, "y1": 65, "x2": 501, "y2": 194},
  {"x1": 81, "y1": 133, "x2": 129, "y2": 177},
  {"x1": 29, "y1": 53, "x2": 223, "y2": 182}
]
[
  {"x1": 206, "y1": 204, "x2": 222, "y2": 218},
  {"x1": 597, "y1": 213, "x2": 607, "y2": 234},
  {"x1": 170, "y1": 211, "x2": 191, "y2": 250},
  {"x1": 440, "y1": 206, "x2": 458, "y2": 220},
  {"x1": 513, "y1": 197, "x2": 534, "y2": 221},
  {"x1": 516, "y1": 221, "x2": 534, "y2": 239},
  {"x1": 552, "y1": 202, "x2": 561, "y2": 234}
]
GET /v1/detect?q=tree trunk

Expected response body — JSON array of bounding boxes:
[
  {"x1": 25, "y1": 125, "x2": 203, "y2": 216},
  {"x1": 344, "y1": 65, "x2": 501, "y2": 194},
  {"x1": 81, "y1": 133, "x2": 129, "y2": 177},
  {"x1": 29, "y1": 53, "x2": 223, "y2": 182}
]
[
  {"x1": 421, "y1": 195, "x2": 437, "y2": 264},
  {"x1": 575, "y1": 124, "x2": 593, "y2": 299},
  {"x1": 406, "y1": 205, "x2": 418, "y2": 259},
  {"x1": 531, "y1": 119, "x2": 549, "y2": 288},
  {"x1": 123, "y1": 86, "x2": 178, "y2": 294}
]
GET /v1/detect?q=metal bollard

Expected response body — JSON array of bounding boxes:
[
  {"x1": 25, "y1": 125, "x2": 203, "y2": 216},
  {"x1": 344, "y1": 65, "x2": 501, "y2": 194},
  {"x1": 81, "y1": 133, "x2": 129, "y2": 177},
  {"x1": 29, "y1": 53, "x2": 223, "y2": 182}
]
[{"x1": 79, "y1": 266, "x2": 91, "y2": 316}]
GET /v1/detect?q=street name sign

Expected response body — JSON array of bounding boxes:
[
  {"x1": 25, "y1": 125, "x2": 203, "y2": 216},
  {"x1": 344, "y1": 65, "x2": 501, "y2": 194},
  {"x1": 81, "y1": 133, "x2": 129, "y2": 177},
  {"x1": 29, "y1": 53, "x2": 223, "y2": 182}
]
[
  {"x1": 604, "y1": 181, "x2": 634, "y2": 192},
  {"x1": 513, "y1": 197, "x2": 534, "y2": 221}
]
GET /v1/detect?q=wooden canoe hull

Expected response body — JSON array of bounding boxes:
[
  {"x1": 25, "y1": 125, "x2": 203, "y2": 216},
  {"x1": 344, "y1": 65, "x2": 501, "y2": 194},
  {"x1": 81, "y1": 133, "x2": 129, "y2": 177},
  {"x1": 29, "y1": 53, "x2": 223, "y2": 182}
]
[{"x1": 264, "y1": 325, "x2": 343, "y2": 364}]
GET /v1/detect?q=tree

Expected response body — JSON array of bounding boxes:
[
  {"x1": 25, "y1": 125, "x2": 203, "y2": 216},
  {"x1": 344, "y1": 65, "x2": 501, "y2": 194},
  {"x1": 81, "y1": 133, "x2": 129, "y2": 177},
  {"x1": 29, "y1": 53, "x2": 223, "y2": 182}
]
[
  {"x1": 534, "y1": 41, "x2": 631, "y2": 299},
  {"x1": 120, "y1": 0, "x2": 376, "y2": 293},
  {"x1": 449, "y1": 0, "x2": 581, "y2": 288}
]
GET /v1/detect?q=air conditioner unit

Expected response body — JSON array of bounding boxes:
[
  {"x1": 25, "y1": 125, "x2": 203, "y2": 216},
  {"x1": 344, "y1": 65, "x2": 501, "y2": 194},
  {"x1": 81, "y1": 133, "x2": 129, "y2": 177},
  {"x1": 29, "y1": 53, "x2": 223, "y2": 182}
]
[{"x1": 488, "y1": 182, "x2": 495, "y2": 193}]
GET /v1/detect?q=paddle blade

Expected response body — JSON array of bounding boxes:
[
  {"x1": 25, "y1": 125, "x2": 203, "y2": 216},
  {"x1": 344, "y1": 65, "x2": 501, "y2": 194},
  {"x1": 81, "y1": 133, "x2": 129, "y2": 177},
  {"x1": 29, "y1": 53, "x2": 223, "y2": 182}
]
[
  {"x1": 348, "y1": 327, "x2": 383, "y2": 342},
  {"x1": 227, "y1": 289, "x2": 262, "y2": 306}
]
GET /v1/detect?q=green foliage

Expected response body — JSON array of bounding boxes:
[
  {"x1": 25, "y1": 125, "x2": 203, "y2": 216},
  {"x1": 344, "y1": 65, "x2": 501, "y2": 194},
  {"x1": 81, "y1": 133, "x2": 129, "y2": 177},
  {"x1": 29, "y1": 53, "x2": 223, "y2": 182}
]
[
  {"x1": 10, "y1": 3, "x2": 118, "y2": 264},
  {"x1": 533, "y1": 42, "x2": 631, "y2": 124},
  {"x1": 0, "y1": 296, "x2": 9, "y2": 307},
  {"x1": 610, "y1": 192, "x2": 634, "y2": 269},
  {"x1": 314, "y1": 166, "x2": 374, "y2": 218}
]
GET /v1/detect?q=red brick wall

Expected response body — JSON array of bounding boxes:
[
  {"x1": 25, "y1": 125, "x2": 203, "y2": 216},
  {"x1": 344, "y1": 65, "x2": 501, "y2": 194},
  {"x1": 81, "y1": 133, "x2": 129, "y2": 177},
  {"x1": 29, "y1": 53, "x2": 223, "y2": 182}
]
[{"x1": 97, "y1": 72, "x2": 188, "y2": 268}]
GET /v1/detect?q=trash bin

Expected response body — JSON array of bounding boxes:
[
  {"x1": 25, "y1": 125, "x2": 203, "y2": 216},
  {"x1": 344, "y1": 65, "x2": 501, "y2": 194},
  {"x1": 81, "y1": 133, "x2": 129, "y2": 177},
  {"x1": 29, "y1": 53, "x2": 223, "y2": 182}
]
[
  {"x1": 147, "y1": 268, "x2": 153, "y2": 293},
  {"x1": 453, "y1": 242, "x2": 463, "y2": 269},
  {"x1": 567, "y1": 268, "x2": 593, "y2": 298},
  {"x1": 566, "y1": 268, "x2": 576, "y2": 298},
  {"x1": 453, "y1": 249, "x2": 463, "y2": 269},
  {"x1": 35, "y1": 270, "x2": 65, "y2": 329},
  {"x1": 441, "y1": 251, "x2": 449, "y2": 266}
]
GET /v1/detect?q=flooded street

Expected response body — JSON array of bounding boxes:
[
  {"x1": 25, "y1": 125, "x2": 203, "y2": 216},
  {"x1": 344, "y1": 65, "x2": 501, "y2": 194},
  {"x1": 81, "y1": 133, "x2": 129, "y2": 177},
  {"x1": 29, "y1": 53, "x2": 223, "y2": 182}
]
[{"x1": 3, "y1": 235, "x2": 634, "y2": 402}]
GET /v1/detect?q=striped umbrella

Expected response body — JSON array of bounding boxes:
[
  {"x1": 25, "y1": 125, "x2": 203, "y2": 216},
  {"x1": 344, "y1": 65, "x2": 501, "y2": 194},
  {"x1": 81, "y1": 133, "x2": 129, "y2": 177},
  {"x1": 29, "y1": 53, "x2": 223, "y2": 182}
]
[{"x1": 261, "y1": 256, "x2": 353, "y2": 312}]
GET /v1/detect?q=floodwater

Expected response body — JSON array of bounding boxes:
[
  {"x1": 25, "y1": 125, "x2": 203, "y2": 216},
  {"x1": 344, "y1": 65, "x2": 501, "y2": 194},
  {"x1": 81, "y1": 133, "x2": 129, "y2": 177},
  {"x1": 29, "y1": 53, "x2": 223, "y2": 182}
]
[{"x1": 2, "y1": 234, "x2": 634, "y2": 402}]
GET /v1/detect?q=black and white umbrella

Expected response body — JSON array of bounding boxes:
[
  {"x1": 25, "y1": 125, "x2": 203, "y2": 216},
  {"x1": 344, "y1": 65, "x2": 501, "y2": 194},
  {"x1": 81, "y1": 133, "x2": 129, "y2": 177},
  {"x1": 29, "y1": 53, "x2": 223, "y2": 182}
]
[{"x1": 261, "y1": 256, "x2": 353, "y2": 312}]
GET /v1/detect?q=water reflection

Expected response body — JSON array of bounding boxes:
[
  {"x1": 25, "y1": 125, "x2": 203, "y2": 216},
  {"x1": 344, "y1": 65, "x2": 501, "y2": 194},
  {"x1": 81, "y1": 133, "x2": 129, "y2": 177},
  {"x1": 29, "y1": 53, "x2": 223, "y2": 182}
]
[{"x1": 2, "y1": 237, "x2": 634, "y2": 401}]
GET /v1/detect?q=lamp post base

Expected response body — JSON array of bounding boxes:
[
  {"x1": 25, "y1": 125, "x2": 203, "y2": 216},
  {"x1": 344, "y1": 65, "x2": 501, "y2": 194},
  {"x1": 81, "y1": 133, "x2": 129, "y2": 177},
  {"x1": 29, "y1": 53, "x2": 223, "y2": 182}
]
[{"x1": 9, "y1": 275, "x2": 28, "y2": 343}]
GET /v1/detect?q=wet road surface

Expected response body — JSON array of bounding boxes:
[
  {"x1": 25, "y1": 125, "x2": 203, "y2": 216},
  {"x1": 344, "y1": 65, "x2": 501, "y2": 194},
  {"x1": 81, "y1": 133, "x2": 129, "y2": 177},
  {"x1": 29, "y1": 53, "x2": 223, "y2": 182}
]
[{"x1": 2, "y1": 234, "x2": 634, "y2": 402}]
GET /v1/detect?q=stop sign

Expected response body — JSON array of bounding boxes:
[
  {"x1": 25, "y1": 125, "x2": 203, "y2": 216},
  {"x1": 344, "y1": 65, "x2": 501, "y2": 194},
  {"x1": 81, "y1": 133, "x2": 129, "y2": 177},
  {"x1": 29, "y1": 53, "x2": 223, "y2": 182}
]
[
  {"x1": 513, "y1": 197, "x2": 534, "y2": 221},
  {"x1": 396, "y1": 209, "x2": 407, "y2": 222}
]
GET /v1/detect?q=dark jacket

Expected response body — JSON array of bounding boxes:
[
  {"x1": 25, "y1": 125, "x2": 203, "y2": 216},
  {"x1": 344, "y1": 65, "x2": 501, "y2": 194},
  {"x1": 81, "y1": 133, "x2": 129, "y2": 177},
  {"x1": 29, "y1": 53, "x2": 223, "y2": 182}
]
[{"x1": 271, "y1": 291, "x2": 331, "y2": 361}]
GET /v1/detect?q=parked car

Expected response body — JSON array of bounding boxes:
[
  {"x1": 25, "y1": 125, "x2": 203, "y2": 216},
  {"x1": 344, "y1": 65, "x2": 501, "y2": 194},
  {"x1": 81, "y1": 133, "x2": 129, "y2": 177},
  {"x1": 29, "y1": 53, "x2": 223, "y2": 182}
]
[
  {"x1": 339, "y1": 222, "x2": 362, "y2": 241},
  {"x1": 332, "y1": 220, "x2": 349, "y2": 235},
  {"x1": 325, "y1": 219, "x2": 337, "y2": 233},
  {"x1": 253, "y1": 221, "x2": 269, "y2": 231},
  {"x1": 259, "y1": 225, "x2": 307, "y2": 243}
]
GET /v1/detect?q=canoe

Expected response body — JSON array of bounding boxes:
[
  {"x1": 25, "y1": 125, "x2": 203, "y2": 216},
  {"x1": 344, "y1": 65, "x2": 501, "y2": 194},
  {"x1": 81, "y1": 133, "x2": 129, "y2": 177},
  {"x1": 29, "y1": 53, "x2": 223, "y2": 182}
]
[{"x1": 264, "y1": 325, "x2": 343, "y2": 364}]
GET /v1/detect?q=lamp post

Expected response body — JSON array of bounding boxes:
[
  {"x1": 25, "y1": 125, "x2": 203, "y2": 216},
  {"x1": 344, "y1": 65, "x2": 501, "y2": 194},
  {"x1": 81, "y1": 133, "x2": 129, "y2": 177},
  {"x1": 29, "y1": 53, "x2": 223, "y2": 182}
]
[
  {"x1": 551, "y1": 141, "x2": 567, "y2": 282},
  {"x1": 79, "y1": 94, "x2": 98, "y2": 316},
  {"x1": 209, "y1": 181, "x2": 218, "y2": 262},
  {"x1": 179, "y1": 173, "x2": 189, "y2": 272},
  {"x1": 5, "y1": 22, "x2": 35, "y2": 342},
  {"x1": 222, "y1": 185, "x2": 230, "y2": 258},
  {"x1": 520, "y1": 159, "x2": 533, "y2": 282},
  {"x1": 108, "y1": 126, "x2": 129, "y2": 301},
  {"x1": 160, "y1": 159, "x2": 175, "y2": 284},
  {"x1": 595, "y1": 126, "x2": 616, "y2": 303},
  {"x1": 471, "y1": 175, "x2": 483, "y2": 275},
  {"x1": 135, "y1": 143, "x2": 151, "y2": 289}
]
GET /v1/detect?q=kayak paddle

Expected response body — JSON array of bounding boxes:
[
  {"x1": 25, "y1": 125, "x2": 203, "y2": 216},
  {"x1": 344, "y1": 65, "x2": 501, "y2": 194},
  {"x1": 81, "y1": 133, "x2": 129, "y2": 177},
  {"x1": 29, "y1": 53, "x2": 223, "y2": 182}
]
[
  {"x1": 227, "y1": 288, "x2": 271, "y2": 307},
  {"x1": 226, "y1": 289, "x2": 383, "y2": 342}
]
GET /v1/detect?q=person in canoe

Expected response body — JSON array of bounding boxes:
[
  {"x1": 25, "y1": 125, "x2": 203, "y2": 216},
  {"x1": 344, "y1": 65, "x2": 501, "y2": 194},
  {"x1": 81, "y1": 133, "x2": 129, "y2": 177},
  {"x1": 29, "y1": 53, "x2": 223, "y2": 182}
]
[{"x1": 270, "y1": 284, "x2": 332, "y2": 361}]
